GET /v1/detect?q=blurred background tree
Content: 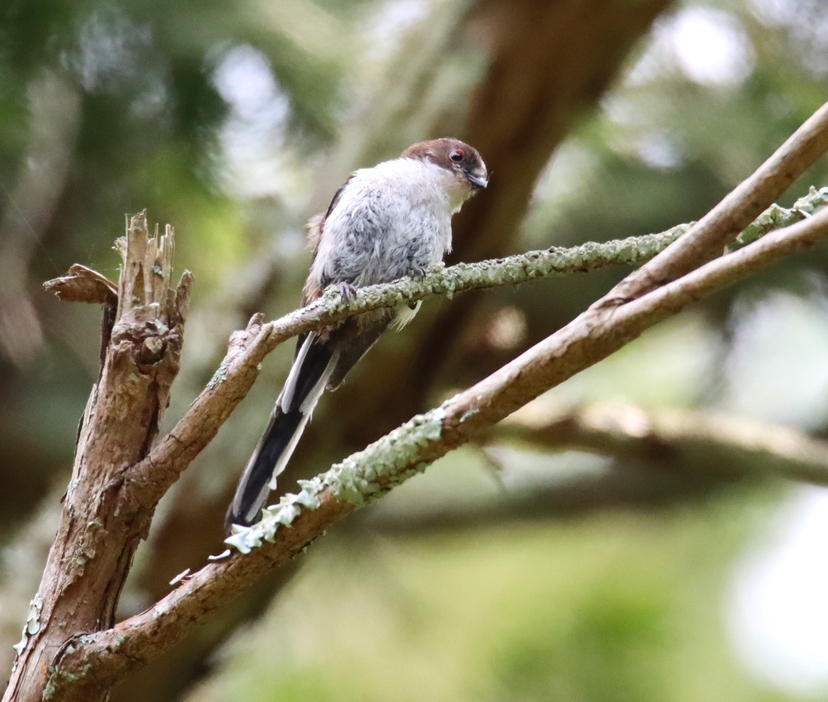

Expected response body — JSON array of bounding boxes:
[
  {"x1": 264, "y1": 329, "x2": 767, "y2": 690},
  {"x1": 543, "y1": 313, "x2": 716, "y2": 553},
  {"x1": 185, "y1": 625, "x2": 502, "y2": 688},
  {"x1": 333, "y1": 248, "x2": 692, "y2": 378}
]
[{"x1": 2, "y1": 0, "x2": 828, "y2": 700}]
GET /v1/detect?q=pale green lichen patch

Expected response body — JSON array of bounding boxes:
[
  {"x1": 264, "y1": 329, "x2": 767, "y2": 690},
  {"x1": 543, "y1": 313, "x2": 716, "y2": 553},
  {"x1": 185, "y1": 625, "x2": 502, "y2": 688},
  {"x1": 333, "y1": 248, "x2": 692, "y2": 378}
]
[
  {"x1": 43, "y1": 663, "x2": 93, "y2": 700},
  {"x1": 65, "y1": 476, "x2": 80, "y2": 500},
  {"x1": 224, "y1": 477, "x2": 324, "y2": 554},
  {"x1": 737, "y1": 186, "x2": 828, "y2": 246},
  {"x1": 321, "y1": 406, "x2": 445, "y2": 506},
  {"x1": 205, "y1": 357, "x2": 230, "y2": 390},
  {"x1": 225, "y1": 407, "x2": 446, "y2": 554}
]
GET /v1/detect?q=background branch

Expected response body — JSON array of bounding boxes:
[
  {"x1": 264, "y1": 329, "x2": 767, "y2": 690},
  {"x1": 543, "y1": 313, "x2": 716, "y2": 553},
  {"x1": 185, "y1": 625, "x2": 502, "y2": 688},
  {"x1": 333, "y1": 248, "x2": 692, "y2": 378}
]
[
  {"x1": 500, "y1": 401, "x2": 828, "y2": 485},
  {"x1": 360, "y1": 400, "x2": 828, "y2": 535}
]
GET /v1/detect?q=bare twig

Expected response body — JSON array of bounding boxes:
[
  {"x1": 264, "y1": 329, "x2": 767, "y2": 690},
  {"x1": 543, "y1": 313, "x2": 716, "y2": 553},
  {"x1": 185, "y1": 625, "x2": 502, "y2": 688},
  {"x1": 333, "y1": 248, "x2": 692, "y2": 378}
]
[{"x1": 43, "y1": 264, "x2": 118, "y2": 305}]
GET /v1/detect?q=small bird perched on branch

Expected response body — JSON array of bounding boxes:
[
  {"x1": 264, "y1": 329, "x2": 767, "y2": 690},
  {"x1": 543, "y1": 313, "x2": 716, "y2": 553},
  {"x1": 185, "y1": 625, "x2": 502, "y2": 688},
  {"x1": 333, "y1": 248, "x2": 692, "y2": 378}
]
[{"x1": 227, "y1": 137, "x2": 488, "y2": 527}]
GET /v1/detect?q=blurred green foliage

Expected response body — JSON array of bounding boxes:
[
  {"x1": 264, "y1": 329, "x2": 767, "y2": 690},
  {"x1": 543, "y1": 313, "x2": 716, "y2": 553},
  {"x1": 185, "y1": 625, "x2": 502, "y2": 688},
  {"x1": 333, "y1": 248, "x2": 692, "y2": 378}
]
[
  {"x1": 0, "y1": 0, "x2": 366, "y2": 286},
  {"x1": 524, "y1": 1, "x2": 828, "y2": 250}
]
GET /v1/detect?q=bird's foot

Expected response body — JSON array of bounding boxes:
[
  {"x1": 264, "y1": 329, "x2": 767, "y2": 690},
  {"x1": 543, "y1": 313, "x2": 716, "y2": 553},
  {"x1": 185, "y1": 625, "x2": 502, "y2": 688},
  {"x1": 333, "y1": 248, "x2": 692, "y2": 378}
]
[{"x1": 338, "y1": 282, "x2": 358, "y2": 301}]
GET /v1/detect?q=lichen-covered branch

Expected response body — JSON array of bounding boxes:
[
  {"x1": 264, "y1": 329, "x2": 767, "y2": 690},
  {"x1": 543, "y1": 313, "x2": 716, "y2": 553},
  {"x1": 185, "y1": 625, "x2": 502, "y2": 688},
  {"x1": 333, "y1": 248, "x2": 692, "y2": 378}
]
[
  {"x1": 120, "y1": 186, "x2": 828, "y2": 516},
  {"x1": 610, "y1": 100, "x2": 828, "y2": 301},
  {"x1": 47, "y1": 199, "x2": 828, "y2": 698}
]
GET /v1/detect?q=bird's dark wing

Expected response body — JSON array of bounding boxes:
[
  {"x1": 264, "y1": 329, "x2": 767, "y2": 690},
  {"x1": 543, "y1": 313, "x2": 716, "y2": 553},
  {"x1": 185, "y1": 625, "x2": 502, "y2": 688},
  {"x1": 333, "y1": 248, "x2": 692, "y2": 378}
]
[{"x1": 327, "y1": 311, "x2": 395, "y2": 390}]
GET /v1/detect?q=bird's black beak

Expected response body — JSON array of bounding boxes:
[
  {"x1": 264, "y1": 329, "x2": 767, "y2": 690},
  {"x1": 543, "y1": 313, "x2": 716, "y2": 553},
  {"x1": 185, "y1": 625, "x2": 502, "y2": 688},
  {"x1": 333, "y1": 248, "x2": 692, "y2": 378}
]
[{"x1": 466, "y1": 172, "x2": 488, "y2": 190}]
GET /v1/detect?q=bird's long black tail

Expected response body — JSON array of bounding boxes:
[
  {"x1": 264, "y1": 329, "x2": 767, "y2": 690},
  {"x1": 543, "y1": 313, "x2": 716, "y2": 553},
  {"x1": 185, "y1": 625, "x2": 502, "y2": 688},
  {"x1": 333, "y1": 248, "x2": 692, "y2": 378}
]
[{"x1": 227, "y1": 333, "x2": 336, "y2": 528}]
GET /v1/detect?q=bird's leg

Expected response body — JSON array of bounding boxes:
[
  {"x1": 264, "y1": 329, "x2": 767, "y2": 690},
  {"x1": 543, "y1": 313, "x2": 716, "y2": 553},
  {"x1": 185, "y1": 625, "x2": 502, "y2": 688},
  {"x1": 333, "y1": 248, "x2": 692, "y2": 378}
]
[
  {"x1": 338, "y1": 282, "x2": 357, "y2": 301},
  {"x1": 405, "y1": 267, "x2": 429, "y2": 309}
]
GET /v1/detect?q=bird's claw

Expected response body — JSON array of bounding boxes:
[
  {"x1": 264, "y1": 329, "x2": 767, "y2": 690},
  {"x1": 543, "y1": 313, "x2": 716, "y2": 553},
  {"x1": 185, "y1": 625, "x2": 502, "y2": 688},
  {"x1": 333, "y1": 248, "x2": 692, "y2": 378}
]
[{"x1": 338, "y1": 282, "x2": 357, "y2": 301}]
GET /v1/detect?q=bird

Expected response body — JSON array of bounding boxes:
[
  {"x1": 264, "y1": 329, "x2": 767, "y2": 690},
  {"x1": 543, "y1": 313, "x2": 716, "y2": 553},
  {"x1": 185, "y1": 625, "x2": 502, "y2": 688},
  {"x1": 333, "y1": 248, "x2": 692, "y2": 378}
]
[{"x1": 227, "y1": 137, "x2": 488, "y2": 528}]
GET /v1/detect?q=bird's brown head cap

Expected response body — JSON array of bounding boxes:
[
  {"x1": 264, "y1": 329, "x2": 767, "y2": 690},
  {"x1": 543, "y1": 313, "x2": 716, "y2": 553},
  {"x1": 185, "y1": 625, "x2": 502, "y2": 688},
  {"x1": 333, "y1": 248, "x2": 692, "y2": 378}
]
[{"x1": 402, "y1": 137, "x2": 488, "y2": 191}]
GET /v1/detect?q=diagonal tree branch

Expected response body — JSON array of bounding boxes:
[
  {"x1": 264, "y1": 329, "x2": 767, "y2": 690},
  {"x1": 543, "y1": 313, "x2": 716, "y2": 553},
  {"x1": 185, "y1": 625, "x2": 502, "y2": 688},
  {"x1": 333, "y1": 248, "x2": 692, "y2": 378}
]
[
  {"x1": 608, "y1": 99, "x2": 828, "y2": 301},
  {"x1": 47, "y1": 195, "x2": 828, "y2": 698},
  {"x1": 449, "y1": 207, "x2": 828, "y2": 439}
]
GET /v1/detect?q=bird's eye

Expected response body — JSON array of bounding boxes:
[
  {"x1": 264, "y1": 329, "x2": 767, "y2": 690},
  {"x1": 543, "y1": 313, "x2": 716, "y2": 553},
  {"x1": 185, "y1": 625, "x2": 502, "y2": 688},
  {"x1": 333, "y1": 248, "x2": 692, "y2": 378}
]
[{"x1": 450, "y1": 149, "x2": 465, "y2": 163}]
